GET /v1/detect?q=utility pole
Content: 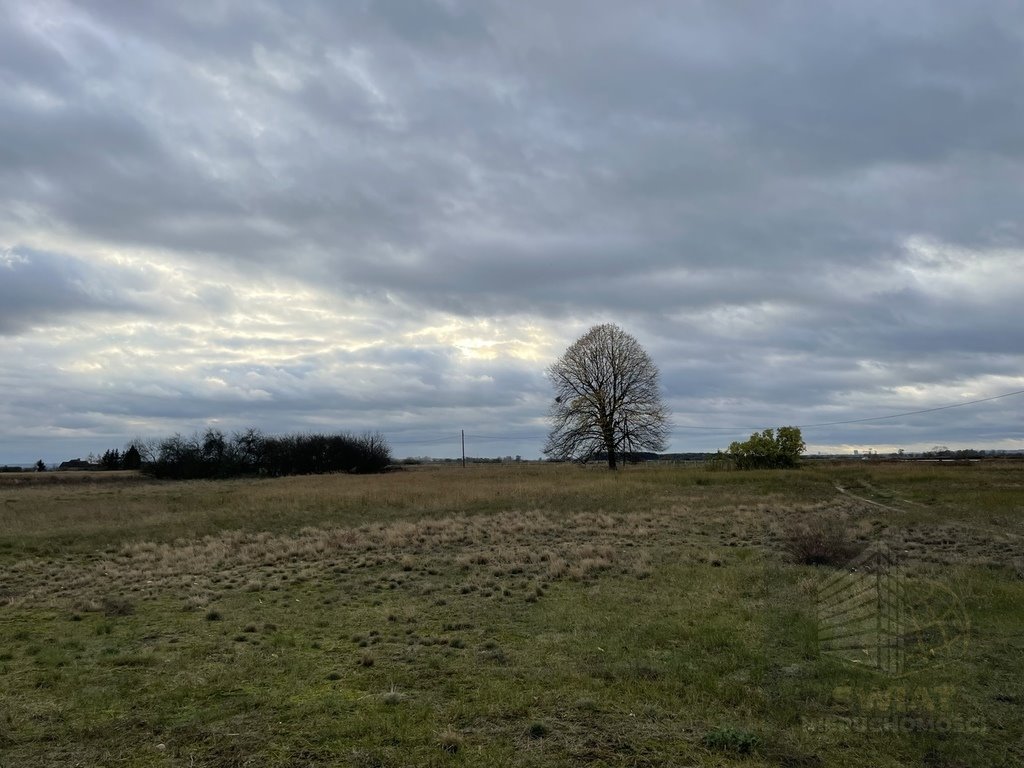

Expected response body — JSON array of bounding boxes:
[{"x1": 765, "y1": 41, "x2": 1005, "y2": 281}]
[{"x1": 462, "y1": 430, "x2": 466, "y2": 468}]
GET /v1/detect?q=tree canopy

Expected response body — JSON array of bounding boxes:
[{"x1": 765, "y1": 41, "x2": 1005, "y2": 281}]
[
  {"x1": 543, "y1": 324, "x2": 670, "y2": 470},
  {"x1": 726, "y1": 426, "x2": 805, "y2": 469}
]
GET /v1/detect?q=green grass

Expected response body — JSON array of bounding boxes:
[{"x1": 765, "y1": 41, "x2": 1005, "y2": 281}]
[{"x1": 0, "y1": 462, "x2": 1022, "y2": 765}]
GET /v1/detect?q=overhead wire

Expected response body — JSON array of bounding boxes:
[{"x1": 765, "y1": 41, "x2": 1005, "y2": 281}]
[
  {"x1": 669, "y1": 388, "x2": 1024, "y2": 433},
  {"x1": 387, "y1": 435, "x2": 461, "y2": 446}
]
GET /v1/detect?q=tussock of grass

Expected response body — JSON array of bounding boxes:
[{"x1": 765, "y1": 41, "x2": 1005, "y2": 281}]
[
  {"x1": 702, "y1": 725, "x2": 759, "y2": 754},
  {"x1": 438, "y1": 730, "x2": 464, "y2": 754}
]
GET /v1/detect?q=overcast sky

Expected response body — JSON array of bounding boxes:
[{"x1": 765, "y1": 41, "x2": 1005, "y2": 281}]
[{"x1": 2, "y1": 0, "x2": 1023, "y2": 464}]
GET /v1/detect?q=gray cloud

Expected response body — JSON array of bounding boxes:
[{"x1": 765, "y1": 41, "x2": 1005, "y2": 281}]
[
  {"x1": 1, "y1": 0, "x2": 1023, "y2": 462},
  {"x1": 0, "y1": 246, "x2": 160, "y2": 333}
]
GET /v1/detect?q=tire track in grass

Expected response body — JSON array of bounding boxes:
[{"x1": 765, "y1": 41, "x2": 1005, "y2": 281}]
[{"x1": 832, "y1": 482, "x2": 908, "y2": 514}]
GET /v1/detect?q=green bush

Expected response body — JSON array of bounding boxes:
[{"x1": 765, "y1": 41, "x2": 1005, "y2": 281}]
[{"x1": 726, "y1": 426, "x2": 805, "y2": 469}]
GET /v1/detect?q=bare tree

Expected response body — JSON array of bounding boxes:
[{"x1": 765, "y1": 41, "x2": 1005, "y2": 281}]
[
  {"x1": 543, "y1": 323, "x2": 670, "y2": 469},
  {"x1": 126, "y1": 436, "x2": 159, "y2": 464}
]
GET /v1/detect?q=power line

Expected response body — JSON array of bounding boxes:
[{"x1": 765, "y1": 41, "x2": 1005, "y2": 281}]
[
  {"x1": 796, "y1": 388, "x2": 1024, "y2": 428},
  {"x1": 466, "y1": 433, "x2": 547, "y2": 441},
  {"x1": 387, "y1": 435, "x2": 460, "y2": 446},
  {"x1": 670, "y1": 387, "x2": 1024, "y2": 433}
]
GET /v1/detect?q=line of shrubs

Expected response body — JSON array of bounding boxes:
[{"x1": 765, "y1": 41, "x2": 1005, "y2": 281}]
[{"x1": 143, "y1": 428, "x2": 392, "y2": 479}]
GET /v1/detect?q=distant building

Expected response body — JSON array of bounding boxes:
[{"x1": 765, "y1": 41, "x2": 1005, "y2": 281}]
[{"x1": 58, "y1": 459, "x2": 98, "y2": 471}]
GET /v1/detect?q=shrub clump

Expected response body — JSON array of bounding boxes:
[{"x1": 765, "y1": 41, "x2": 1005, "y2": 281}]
[
  {"x1": 783, "y1": 517, "x2": 861, "y2": 566},
  {"x1": 144, "y1": 428, "x2": 391, "y2": 479}
]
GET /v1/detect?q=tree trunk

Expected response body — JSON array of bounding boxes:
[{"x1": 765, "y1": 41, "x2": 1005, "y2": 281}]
[{"x1": 604, "y1": 429, "x2": 618, "y2": 470}]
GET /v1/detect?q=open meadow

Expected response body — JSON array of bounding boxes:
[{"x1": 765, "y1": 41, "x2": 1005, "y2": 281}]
[{"x1": 1, "y1": 462, "x2": 1022, "y2": 767}]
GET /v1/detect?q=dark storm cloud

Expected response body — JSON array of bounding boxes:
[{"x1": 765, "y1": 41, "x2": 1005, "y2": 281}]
[{"x1": 1, "y1": 0, "x2": 1022, "y2": 460}]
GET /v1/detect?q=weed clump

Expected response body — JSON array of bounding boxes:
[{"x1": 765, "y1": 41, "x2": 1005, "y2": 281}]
[
  {"x1": 575, "y1": 697, "x2": 599, "y2": 712},
  {"x1": 439, "y1": 730, "x2": 463, "y2": 754},
  {"x1": 380, "y1": 687, "x2": 404, "y2": 705},
  {"x1": 783, "y1": 516, "x2": 860, "y2": 566},
  {"x1": 703, "y1": 725, "x2": 759, "y2": 754},
  {"x1": 527, "y1": 721, "x2": 550, "y2": 739}
]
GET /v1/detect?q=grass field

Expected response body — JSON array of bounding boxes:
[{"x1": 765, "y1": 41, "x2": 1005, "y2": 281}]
[{"x1": 1, "y1": 462, "x2": 1022, "y2": 767}]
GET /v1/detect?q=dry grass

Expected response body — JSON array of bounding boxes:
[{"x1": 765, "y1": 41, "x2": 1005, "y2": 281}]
[
  {"x1": 0, "y1": 461, "x2": 1021, "y2": 767},
  {"x1": 6, "y1": 462, "x2": 1021, "y2": 609},
  {"x1": 4, "y1": 508, "x2": 677, "y2": 609},
  {"x1": 0, "y1": 469, "x2": 143, "y2": 488},
  {"x1": 0, "y1": 462, "x2": 832, "y2": 554},
  {"x1": 5, "y1": 463, "x2": 1019, "y2": 626}
]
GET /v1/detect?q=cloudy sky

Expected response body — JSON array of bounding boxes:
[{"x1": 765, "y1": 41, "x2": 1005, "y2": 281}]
[{"x1": 2, "y1": 0, "x2": 1023, "y2": 464}]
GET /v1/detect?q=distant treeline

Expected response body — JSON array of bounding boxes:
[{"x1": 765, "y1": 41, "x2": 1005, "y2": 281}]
[
  {"x1": 558, "y1": 451, "x2": 715, "y2": 464},
  {"x1": 401, "y1": 453, "x2": 717, "y2": 465},
  {"x1": 143, "y1": 428, "x2": 392, "y2": 479}
]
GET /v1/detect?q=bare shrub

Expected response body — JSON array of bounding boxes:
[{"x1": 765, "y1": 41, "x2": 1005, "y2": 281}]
[{"x1": 783, "y1": 516, "x2": 861, "y2": 566}]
